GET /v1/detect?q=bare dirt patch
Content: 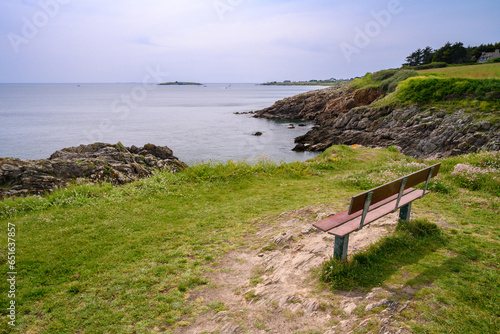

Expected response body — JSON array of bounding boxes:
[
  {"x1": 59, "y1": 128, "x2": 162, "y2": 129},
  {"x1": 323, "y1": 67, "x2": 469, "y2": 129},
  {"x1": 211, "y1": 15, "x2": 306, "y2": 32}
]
[{"x1": 176, "y1": 206, "x2": 413, "y2": 334}]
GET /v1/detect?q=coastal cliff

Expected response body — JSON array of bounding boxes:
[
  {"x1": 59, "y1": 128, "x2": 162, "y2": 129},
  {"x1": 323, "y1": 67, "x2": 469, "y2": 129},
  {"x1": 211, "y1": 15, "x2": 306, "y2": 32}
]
[
  {"x1": 255, "y1": 85, "x2": 499, "y2": 158},
  {"x1": 0, "y1": 142, "x2": 186, "y2": 198}
]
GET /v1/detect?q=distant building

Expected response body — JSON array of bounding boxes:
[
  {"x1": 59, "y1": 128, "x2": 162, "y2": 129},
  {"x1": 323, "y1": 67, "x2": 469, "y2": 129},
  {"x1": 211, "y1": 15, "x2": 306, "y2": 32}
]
[
  {"x1": 477, "y1": 49, "x2": 500, "y2": 63},
  {"x1": 284, "y1": 80, "x2": 291, "y2": 83}
]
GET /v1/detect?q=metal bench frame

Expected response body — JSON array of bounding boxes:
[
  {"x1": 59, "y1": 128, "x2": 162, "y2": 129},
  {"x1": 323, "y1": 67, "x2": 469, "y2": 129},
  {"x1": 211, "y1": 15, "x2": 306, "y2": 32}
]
[{"x1": 313, "y1": 163, "x2": 441, "y2": 260}]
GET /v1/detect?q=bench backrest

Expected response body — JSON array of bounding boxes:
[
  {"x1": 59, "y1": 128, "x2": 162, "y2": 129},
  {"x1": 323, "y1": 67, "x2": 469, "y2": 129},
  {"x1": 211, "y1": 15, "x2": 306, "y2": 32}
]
[{"x1": 348, "y1": 163, "x2": 441, "y2": 215}]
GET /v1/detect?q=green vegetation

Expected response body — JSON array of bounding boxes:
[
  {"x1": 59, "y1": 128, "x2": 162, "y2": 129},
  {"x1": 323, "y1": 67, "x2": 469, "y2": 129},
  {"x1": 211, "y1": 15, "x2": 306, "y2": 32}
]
[
  {"x1": 357, "y1": 63, "x2": 500, "y2": 119},
  {"x1": 320, "y1": 218, "x2": 447, "y2": 290},
  {"x1": 1, "y1": 146, "x2": 499, "y2": 333},
  {"x1": 403, "y1": 41, "x2": 500, "y2": 67},
  {"x1": 418, "y1": 62, "x2": 500, "y2": 79},
  {"x1": 350, "y1": 69, "x2": 418, "y2": 92},
  {"x1": 317, "y1": 150, "x2": 500, "y2": 334},
  {"x1": 409, "y1": 62, "x2": 448, "y2": 70},
  {"x1": 396, "y1": 77, "x2": 500, "y2": 103},
  {"x1": 158, "y1": 81, "x2": 203, "y2": 86}
]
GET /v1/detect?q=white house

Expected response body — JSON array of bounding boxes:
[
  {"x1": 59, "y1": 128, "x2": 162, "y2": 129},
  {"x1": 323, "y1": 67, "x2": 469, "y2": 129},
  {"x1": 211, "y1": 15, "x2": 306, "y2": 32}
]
[{"x1": 477, "y1": 49, "x2": 500, "y2": 63}]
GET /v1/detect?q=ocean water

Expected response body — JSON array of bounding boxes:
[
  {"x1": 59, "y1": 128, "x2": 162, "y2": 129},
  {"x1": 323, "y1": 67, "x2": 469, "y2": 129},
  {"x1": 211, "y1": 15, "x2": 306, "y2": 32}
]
[{"x1": 0, "y1": 83, "x2": 323, "y2": 164}]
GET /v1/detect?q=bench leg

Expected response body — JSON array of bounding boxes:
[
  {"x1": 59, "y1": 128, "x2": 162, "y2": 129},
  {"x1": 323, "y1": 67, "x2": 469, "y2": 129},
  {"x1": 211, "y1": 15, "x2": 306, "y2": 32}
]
[
  {"x1": 399, "y1": 202, "x2": 412, "y2": 222},
  {"x1": 334, "y1": 235, "x2": 349, "y2": 261}
]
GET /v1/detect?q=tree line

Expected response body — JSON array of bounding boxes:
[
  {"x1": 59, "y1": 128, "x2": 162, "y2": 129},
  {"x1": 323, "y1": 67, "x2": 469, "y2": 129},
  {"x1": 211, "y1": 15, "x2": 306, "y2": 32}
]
[{"x1": 403, "y1": 42, "x2": 500, "y2": 67}]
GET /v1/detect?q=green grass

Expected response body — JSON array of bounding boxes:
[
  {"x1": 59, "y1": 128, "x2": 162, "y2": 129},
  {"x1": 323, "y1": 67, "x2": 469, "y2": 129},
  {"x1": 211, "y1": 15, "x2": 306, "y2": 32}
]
[
  {"x1": 350, "y1": 69, "x2": 418, "y2": 92},
  {"x1": 362, "y1": 63, "x2": 500, "y2": 118},
  {"x1": 320, "y1": 219, "x2": 448, "y2": 290},
  {"x1": 418, "y1": 62, "x2": 500, "y2": 79},
  {"x1": 1, "y1": 146, "x2": 499, "y2": 333}
]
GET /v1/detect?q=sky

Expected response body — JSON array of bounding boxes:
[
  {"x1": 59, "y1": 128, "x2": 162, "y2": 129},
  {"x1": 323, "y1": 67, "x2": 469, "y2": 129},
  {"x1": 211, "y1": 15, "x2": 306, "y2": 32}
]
[{"x1": 0, "y1": 0, "x2": 499, "y2": 83}]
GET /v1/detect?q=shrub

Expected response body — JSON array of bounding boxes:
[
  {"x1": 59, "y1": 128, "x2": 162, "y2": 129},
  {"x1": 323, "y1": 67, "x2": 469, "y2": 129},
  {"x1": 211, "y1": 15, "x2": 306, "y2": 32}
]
[
  {"x1": 380, "y1": 69, "x2": 418, "y2": 92},
  {"x1": 396, "y1": 77, "x2": 500, "y2": 103},
  {"x1": 372, "y1": 69, "x2": 399, "y2": 82},
  {"x1": 351, "y1": 69, "x2": 418, "y2": 92},
  {"x1": 411, "y1": 62, "x2": 448, "y2": 70},
  {"x1": 451, "y1": 163, "x2": 500, "y2": 193}
]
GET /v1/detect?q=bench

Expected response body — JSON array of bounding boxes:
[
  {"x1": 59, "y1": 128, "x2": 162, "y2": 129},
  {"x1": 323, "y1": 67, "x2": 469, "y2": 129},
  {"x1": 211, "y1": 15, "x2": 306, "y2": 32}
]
[{"x1": 313, "y1": 163, "x2": 441, "y2": 261}]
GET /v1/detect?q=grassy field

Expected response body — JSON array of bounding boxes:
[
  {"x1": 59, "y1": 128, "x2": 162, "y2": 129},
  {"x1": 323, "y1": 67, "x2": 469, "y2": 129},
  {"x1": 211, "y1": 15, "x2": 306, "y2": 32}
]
[
  {"x1": 1, "y1": 146, "x2": 499, "y2": 333},
  {"x1": 357, "y1": 65, "x2": 500, "y2": 115},
  {"x1": 418, "y1": 62, "x2": 500, "y2": 79}
]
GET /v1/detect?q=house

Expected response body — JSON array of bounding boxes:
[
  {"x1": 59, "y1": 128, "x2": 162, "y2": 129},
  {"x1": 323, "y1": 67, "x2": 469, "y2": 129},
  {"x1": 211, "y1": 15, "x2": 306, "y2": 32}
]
[{"x1": 477, "y1": 49, "x2": 500, "y2": 63}]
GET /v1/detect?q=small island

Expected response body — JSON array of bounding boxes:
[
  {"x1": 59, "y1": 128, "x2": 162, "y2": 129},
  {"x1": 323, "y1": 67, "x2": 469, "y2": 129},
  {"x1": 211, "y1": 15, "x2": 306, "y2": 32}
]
[{"x1": 158, "y1": 81, "x2": 203, "y2": 86}]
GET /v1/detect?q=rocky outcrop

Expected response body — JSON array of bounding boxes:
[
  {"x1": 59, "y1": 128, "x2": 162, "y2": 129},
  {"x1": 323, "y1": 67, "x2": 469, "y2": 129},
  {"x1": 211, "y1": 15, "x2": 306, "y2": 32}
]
[
  {"x1": 294, "y1": 106, "x2": 499, "y2": 158},
  {"x1": 255, "y1": 85, "x2": 383, "y2": 124},
  {"x1": 255, "y1": 86, "x2": 499, "y2": 158},
  {"x1": 0, "y1": 142, "x2": 186, "y2": 198}
]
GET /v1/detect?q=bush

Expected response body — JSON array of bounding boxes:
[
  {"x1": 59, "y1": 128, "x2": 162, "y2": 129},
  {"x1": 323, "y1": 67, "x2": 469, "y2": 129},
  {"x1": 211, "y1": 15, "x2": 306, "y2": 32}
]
[
  {"x1": 396, "y1": 77, "x2": 500, "y2": 103},
  {"x1": 380, "y1": 69, "x2": 418, "y2": 92},
  {"x1": 351, "y1": 69, "x2": 418, "y2": 92},
  {"x1": 372, "y1": 69, "x2": 399, "y2": 81},
  {"x1": 451, "y1": 162, "x2": 500, "y2": 194},
  {"x1": 410, "y1": 62, "x2": 448, "y2": 70}
]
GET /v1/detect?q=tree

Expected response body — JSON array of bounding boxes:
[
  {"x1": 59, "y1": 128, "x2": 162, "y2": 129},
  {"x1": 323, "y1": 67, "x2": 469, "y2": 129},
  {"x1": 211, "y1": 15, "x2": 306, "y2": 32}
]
[
  {"x1": 421, "y1": 46, "x2": 434, "y2": 64},
  {"x1": 449, "y1": 42, "x2": 467, "y2": 63},
  {"x1": 405, "y1": 49, "x2": 423, "y2": 67},
  {"x1": 404, "y1": 41, "x2": 500, "y2": 66},
  {"x1": 432, "y1": 42, "x2": 452, "y2": 63},
  {"x1": 404, "y1": 46, "x2": 434, "y2": 67}
]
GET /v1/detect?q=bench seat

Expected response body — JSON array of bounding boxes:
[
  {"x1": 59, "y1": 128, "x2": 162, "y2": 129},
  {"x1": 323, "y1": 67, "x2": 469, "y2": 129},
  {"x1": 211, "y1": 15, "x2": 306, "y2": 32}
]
[
  {"x1": 314, "y1": 188, "x2": 418, "y2": 233},
  {"x1": 326, "y1": 189, "x2": 426, "y2": 237},
  {"x1": 312, "y1": 163, "x2": 441, "y2": 260}
]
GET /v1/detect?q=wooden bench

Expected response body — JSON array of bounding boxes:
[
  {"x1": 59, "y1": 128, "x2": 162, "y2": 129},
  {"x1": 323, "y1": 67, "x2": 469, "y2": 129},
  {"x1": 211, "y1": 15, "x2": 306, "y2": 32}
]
[{"x1": 313, "y1": 163, "x2": 441, "y2": 261}]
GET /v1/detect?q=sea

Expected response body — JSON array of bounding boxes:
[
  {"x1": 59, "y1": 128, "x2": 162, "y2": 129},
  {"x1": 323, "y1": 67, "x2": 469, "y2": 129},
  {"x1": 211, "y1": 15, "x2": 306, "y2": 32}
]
[{"x1": 0, "y1": 83, "x2": 324, "y2": 165}]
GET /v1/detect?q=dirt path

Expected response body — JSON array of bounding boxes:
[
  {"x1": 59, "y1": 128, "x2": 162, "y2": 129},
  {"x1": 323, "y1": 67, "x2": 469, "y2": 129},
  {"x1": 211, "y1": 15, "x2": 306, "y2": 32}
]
[{"x1": 177, "y1": 206, "x2": 413, "y2": 334}]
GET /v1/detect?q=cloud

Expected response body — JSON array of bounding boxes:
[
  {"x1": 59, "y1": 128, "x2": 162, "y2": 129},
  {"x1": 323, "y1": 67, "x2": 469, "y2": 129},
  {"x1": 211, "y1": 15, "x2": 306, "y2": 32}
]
[{"x1": 0, "y1": 0, "x2": 499, "y2": 82}]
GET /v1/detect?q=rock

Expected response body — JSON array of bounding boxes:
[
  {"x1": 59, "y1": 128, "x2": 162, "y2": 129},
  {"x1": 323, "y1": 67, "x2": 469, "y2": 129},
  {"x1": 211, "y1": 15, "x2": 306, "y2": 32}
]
[
  {"x1": 255, "y1": 85, "x2": 499, "y2": 158},
  {"x1": 219, "y1": 323, "x2": 243, "y2": 334},
  {"x1": 303, "y1": 299, "x2": 320, "y2": 315},
  {"x1": 342, "y1": 302, "x2": 357, "y2": 315},
  {"x1": 253, "y1": 132, "x2": 263, "y2": 136},
  {"x1": 234, "y1": 111, "x2": 255, "y2": 115},
  {"x1": 271, "y1": 231, "x2": 294, "y2": 244},
  {"x1": 365, "y1": 298, "x2": 390, "y2": 312},
  {"x1": 0, "y1": 142, "x2": 186, "y2": 198}
]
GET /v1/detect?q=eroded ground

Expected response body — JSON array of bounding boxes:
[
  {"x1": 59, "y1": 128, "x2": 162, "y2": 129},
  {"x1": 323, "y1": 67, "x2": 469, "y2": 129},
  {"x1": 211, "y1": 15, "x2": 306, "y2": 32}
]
[{"x1": 177, "y1": 206, "x2": 418, "y2": 334}]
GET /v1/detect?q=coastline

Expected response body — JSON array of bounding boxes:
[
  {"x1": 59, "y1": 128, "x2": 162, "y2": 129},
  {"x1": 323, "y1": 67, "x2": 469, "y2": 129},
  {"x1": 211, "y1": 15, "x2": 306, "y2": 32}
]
[{"x1": 0, "y1": 143, "x2": 185, "y2": 198}]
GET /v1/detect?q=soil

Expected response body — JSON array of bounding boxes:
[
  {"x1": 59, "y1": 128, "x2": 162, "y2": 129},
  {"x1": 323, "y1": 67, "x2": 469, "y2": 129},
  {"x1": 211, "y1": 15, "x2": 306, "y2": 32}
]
[{"x1": 176, "y1": 206, "x2": 417, "y2": 334}]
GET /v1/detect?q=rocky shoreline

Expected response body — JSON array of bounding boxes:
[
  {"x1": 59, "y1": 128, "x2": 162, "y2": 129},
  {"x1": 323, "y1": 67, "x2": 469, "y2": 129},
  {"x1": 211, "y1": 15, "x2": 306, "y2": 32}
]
[
  {"x1": 255, "y1": 85, "x2": 499, "y2": 158},
  {"x1": 0, "y1": 142, "x2": 186, "y2": 198}
]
